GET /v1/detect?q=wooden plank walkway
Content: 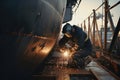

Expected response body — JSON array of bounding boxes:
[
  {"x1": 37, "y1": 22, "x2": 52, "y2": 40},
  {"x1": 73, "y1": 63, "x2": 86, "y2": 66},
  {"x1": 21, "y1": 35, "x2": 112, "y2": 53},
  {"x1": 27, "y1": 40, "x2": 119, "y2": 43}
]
[{"x1": 86, "y1": 61, "x2": 117, "y2": 80}]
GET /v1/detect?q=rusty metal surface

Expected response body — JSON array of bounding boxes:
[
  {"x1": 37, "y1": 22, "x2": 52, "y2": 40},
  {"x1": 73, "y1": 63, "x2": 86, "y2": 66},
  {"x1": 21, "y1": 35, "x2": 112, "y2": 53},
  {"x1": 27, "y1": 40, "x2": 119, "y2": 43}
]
[
  {"x1": 0, "y1": 0, "x2": 67, "y2": 80},
  {"x1": 32, "y1": 66, "x2": 91, "y2": 80}
]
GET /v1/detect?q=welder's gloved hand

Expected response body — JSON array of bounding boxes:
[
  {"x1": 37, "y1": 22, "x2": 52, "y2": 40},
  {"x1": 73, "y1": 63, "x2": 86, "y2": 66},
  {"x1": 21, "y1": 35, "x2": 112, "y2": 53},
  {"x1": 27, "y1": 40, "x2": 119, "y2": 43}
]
[
  {"x1": 73, "y1": 53, "x2": 85, "y2": 69},
  {"x1": 68, "y1": 53, "x2": 85, "y2": 69}
]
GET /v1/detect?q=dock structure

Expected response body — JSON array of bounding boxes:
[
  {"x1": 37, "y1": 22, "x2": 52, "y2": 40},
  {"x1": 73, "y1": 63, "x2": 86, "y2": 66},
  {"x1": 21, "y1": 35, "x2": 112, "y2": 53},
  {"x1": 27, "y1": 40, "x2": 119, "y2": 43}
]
[
  {"x1": 0, "y1": 0, "x2": 120, "y2": 80},
  {"x1": 32, "y1": 0, "x2": 120, "y2": 79}
]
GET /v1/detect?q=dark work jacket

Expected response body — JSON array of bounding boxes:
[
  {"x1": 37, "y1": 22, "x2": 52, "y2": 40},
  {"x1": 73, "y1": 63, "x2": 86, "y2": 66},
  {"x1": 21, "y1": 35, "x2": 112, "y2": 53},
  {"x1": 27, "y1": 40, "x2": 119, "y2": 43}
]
[{"x1": 59, "y1": 25, "x2": 92, "y2": 58}]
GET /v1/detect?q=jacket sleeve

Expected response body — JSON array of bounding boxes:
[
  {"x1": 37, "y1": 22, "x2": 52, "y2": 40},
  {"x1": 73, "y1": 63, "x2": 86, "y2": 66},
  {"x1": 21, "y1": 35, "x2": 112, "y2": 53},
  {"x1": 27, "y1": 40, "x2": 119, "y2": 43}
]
[
  {"x1": 59, "y1": 35, "x2": 69, "y2": 48},
  {"x1": 76, "y1": 30, "x2": 92, "y2": 58},
  {"x1": 77, "y1": 29, "x2": 88, "y2": 49}
]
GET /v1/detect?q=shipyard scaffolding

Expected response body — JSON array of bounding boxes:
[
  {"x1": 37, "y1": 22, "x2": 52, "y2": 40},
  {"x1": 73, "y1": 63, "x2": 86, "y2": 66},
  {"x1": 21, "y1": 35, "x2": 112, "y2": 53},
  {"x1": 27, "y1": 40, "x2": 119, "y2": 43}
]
[{"x1": 32, "y1": 0, "x2": 120, "y2": 80}]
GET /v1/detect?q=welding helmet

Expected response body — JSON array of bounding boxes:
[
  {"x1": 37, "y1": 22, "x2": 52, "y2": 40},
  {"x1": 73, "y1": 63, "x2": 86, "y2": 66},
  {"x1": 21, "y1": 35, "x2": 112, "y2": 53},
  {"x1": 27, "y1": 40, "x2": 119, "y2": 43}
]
[{"x1": 62, "y1": 23, "x2": 72, "y2": 38}]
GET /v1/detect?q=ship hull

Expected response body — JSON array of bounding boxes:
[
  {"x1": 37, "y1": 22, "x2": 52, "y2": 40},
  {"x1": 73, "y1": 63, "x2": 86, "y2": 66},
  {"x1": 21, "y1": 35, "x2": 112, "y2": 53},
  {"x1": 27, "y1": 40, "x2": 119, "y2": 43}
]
[{"x1": 0, "y1": 0, "x2": 67, "y2": 79}]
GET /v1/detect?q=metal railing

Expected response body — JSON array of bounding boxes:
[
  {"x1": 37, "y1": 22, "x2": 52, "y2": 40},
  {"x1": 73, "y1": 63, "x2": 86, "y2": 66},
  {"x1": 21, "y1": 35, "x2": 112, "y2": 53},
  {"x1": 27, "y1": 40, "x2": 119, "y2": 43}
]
[
  {"x1": 80, "y1": 0, "x2": 120, "y2": 52},
  {"x1": 79, "y1": 0, "x2": 120, "y2": 77}
]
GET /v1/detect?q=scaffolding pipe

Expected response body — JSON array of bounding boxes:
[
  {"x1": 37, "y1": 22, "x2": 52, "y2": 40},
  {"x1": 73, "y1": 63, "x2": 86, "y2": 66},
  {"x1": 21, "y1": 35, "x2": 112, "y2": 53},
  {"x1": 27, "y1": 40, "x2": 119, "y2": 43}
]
[
  {"x1": 108, "y1": 1, "x2": 120, "y2": 10},
  {"x1": 107, "y1": 11, "x2": 115, "y2": 33},
  {"x1": 104, "y1": 0, "x2": 108, "y2": 50},
  {"x1": 84, "y1": 20, "x2": 87, "y2": 32},
  {"x1": 108, "y1": 18, "x2": 120, "y2": 52},
  {"x1": 93, "y1": 9, "x2": 96, "y2": 47},
  {"x1": 95, "y1": 2, "x2": 105, "y2": 11},
  {"x1": 88, "y1": 17, "x2": 90, "y2": 38}
]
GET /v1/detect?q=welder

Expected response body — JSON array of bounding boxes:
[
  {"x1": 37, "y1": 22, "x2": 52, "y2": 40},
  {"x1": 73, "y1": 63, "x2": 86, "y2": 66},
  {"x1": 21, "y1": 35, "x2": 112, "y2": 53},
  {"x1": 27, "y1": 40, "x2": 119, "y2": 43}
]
[{"x1": 59, "y1": 23, "x2": 92, "y2": 68}]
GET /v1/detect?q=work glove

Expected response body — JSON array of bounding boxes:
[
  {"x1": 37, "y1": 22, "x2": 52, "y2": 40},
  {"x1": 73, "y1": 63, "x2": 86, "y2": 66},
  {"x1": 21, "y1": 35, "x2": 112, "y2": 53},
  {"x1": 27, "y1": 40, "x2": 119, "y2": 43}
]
[
  {"x1": 73, "y1": 53, "x2": 85, "y2": 69},
  {"x1": 68, "y1": 53, "x2": 85, "y2": 69}
]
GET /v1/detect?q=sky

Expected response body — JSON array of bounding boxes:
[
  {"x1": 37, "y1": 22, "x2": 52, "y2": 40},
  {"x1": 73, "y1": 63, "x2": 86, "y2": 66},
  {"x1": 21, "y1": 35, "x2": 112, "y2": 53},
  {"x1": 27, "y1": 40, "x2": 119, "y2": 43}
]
[{"x1": 68, "y1": 0, "x2": 120, "y2": 30}]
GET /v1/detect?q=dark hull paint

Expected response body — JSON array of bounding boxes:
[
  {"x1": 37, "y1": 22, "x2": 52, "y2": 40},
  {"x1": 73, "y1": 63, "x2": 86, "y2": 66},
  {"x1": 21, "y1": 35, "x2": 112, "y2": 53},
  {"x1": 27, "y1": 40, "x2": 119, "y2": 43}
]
[{"x1": 0, "y1": 0, "x2": 67, "y2": 80}]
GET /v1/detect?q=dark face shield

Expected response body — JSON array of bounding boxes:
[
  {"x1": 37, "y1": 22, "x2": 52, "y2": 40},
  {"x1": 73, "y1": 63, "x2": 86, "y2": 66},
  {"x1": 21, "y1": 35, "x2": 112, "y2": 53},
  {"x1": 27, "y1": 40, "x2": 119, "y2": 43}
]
[{"x1": 62, "y1": 23, "x2": 73, "y2": 38}]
